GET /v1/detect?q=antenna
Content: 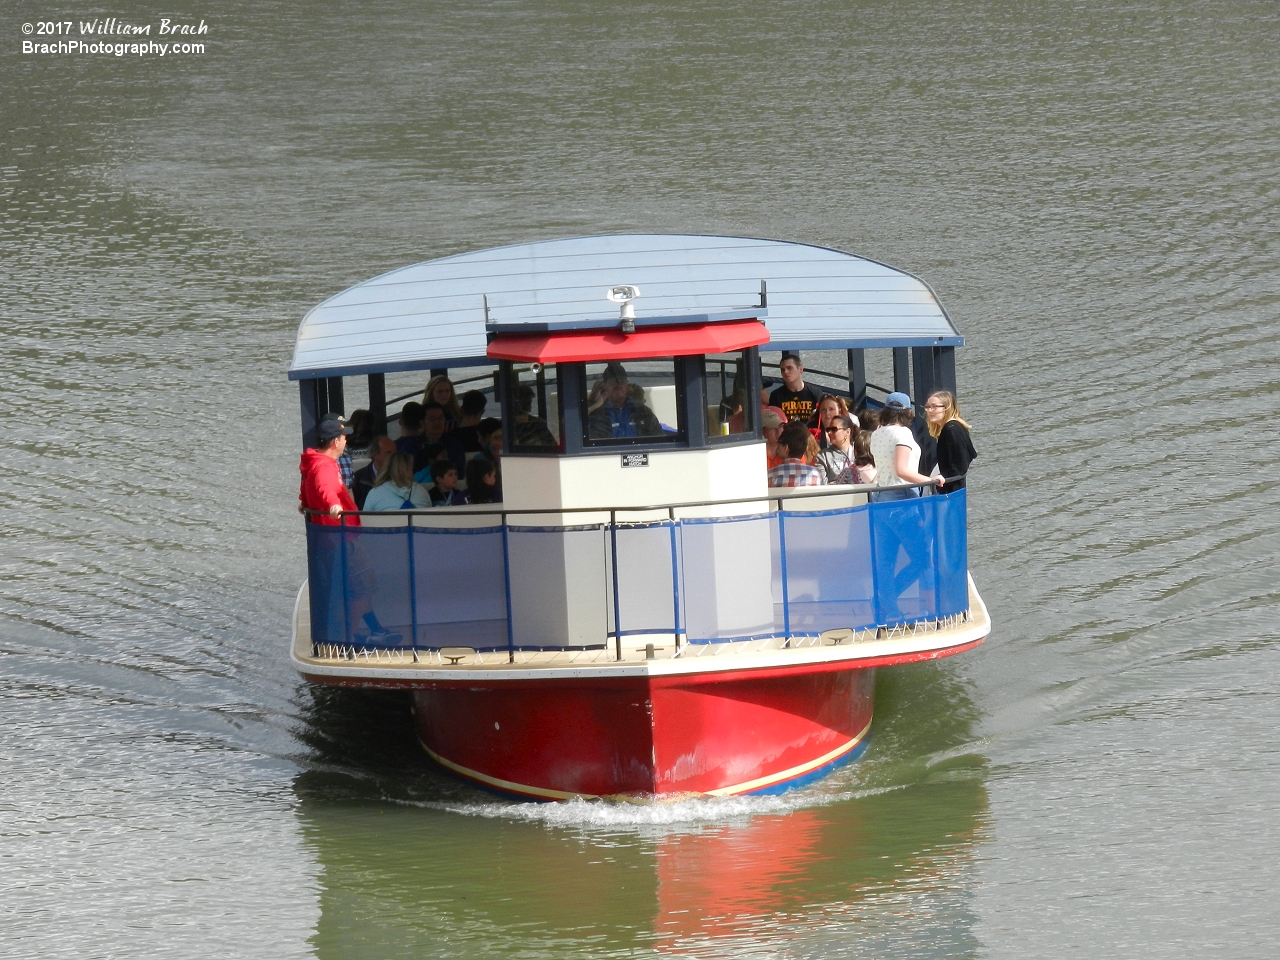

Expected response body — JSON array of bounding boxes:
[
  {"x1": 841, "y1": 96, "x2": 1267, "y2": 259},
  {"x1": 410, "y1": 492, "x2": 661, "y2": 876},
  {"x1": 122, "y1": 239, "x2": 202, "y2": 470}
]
[{"x1": 759, "y1": 279, "x2": 768, "y2": 309}]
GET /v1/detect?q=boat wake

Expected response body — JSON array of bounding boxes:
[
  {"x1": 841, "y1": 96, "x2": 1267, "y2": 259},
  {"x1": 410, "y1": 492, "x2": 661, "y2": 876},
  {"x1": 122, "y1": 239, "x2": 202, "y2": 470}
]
[{"x1": 411, "y1": 782, "x2": 906, "y2": 829}]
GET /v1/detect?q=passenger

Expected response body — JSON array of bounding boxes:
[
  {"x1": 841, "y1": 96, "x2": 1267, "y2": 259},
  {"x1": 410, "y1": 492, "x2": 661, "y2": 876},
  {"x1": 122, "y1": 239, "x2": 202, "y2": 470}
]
[
  {"x1": 411, "y1": 403, "x2": 466, "y2": 478},
  {"x1": 446, "y1": 390, "x2": 489, "y2": 453},
  {"x1": 299, "y1": 417, "x2": 394, "y2": 642},
  {"x1": 869, "y1": 392, "x2": 944, "y2": 502},
  {"x1": 465, "y1": 456, "x2": 501, "y2": 504},
  {"x1": 925, "y1": 391, "x2": 977, "y2": 494},
  {"x1": 395, "y1": 402, "x2": 425, "y2": 458},
  {"x1": 813, "y1": 395, "x2": 853, "y2": 449},
  {"x1": 363, "y1": 451, "x2": 431, "y2": 511},
  {"x1": 856, "y1": 406, "x2": 879, "y2": 431},
  {"x1": 804, "y1": 431, "x2": 821, "y2": 466},
  {"x1": 587, "y1": 362, "x2": 663, "y2": 439},
  {"x1": 586, "y1": 378, "x2": 609, "y2": 415},
  {"x1": 299, "y1": 416, "x2": 359, "y2": 523},
  {"x1": 853, "y1": 429, "x2": 877, "y2": 484},
  {"x1": 422, "y1": 375, "x2": 463, "y2": 427},
  {"x1": 320, "y1": 412, "x2": 356, "y2": 490},
  {"x1": 768, "y1": 353, "x2": 825, "y2": 424},
  {"x1": 719, "y1": 369, "x2": 747, "y2": 433},
  {"x1": 768, "y1": 422, "x2": 827, "y2": 488},
  {"x1": 476, "y1": 417, "x2": 502, "y2": 461},
  {"x1": 761, "y1": 407, "x2": 788, "y2": 470},
  {"x1": 345, "y1": 408, "x2": 376, "y2": 459},
  {"x1": 352, "y1": 436, "x2": 396, "y2": 509},
  {"x1": 427, "y1": 460, "x2": 466, "y2": 507},
  {"x1": 475, "y1": 418, "x2": 503, "y2": 500},
  {"x1": 912, "y1": 403, "x2": 939, "y2": 477},
  {"x1": 511, "y1": 384, "x2": 557, "y2": 447},
  {"x1": 816, "y1": 415, "x2": 859, "y2": 484}
]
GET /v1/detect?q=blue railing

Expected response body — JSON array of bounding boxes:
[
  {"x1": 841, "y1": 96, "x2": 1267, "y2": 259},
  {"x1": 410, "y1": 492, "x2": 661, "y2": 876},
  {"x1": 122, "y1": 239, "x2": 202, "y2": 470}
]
[{"x1": 304, "y1": 487, "x2": 969, "y2": 658}]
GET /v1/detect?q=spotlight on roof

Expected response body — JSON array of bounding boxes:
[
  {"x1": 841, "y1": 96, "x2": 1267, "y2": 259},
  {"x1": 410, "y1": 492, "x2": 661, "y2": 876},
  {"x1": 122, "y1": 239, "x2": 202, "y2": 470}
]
[{"x1": 606, "y1": 285, "x2": 641, "y2": 333}]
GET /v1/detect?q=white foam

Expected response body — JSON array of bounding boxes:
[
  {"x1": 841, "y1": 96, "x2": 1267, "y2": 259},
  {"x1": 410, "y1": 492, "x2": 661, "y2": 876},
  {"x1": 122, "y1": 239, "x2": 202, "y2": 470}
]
[{"x1": 408, "y1": 782, "x2": 905, "y2": 831}]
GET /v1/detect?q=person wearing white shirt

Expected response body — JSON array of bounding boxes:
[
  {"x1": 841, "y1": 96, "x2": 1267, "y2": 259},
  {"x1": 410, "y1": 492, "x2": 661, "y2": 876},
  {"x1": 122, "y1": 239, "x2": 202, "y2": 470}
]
[{"x1": 869, "y1": 393, "x2": 945, "y2": 502}]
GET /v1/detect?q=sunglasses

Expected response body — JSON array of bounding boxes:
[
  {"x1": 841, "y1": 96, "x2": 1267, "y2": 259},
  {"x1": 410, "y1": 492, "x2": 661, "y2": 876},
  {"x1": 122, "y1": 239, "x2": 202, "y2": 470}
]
[{"x1": 824, "y1": 425, "x2": 848, "y2": 433}]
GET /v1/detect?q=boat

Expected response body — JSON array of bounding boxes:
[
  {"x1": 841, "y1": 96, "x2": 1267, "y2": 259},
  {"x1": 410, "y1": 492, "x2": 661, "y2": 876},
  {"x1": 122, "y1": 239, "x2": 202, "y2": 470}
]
[{"x1": 288, "y1": 234, "x2": 989, "y2": 800}]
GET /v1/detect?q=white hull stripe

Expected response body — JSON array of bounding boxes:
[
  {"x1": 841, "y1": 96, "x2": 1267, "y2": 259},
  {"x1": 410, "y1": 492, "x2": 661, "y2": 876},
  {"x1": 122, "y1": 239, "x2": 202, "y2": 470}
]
[{"x1": 420, "y1": 717, "x2": 874, "y2": 801}]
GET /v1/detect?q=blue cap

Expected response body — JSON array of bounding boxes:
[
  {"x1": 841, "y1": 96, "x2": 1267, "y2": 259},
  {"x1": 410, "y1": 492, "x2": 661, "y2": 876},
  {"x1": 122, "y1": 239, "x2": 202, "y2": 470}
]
[{"x1": 885, "y1": 392, "x2": 913, "y2": 410}]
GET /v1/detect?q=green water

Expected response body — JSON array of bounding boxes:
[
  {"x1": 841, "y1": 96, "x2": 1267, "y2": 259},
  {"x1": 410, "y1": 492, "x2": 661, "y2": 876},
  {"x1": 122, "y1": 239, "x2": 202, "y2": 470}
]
[{"x1": 4, "y1": 1, "x2": 1278, "y2": 956}]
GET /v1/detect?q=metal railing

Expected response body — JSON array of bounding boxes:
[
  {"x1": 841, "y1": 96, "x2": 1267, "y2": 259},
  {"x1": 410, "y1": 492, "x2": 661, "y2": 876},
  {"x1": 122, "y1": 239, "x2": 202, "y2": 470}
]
[{"x1": 303, "y1": 481, "x2": 968, "y2": 663}]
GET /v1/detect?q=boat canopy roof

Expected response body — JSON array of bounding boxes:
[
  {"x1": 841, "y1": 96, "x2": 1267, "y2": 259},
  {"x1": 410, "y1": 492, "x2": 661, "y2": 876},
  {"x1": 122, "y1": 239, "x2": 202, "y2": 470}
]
[{"x1": 288, "y1": 234, "x2": 962, "y2": 380}]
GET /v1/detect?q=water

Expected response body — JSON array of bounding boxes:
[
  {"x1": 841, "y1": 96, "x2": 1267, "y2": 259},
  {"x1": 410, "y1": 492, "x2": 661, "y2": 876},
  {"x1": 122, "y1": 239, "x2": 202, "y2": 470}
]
[{"x1": 3, "y1": 1, "x2": 1278, "y2": 956}]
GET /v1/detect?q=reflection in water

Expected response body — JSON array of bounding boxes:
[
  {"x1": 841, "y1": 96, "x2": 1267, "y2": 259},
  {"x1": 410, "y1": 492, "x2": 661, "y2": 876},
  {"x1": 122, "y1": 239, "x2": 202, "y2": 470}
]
[{"x1": 293, "y1": 664, "x2": 988, "y2": 958}]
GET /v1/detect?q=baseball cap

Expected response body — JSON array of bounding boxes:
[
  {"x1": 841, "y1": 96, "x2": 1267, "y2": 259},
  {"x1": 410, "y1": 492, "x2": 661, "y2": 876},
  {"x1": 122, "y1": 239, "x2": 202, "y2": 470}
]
[
  {"x1": 885, "y1": 392, "x2": 913, "y2": 410},
  {"x1": 317, "y1": 415, "x2": 353, "y2": 442},
  {"x1": 761, "y1": 406, "x2": 788, "y2": 429}
]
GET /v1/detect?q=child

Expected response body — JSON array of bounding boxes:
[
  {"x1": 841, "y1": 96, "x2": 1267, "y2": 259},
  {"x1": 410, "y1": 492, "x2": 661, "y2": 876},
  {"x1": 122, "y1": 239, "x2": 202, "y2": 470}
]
[
  {"x1": 428, "y1": 460, "x2": 465, "y2": 507},
  {"x1": 464, "y1": 457, "x2": 501, "y2": 504}
]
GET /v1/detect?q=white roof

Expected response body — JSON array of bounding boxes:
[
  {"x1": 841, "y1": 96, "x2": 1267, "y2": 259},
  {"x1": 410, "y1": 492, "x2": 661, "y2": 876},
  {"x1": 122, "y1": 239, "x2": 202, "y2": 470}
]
[{"x1": 289, "y1": 234, "x2": 962, "y2": 380}]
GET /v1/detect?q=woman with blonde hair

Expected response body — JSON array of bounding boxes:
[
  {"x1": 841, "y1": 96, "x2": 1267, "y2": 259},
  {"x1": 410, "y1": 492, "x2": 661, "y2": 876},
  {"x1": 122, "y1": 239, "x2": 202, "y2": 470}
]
[
  {"x1": 362, "y1": 451, "x2": 431, "y2": 511},
  {"x1": 924, "y1": 391, "x2": 977, "y2": 494},
  {"x1": 422, "y1": 375, "x2": 463, "y2": 426}
]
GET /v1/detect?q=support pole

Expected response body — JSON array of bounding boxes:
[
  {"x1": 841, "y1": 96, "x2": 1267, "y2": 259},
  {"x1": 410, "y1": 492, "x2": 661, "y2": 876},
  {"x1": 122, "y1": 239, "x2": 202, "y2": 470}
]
[
  {"x1": 325, "y1": 377, "x2": 345, "y2": 416},
  {"x1": 892, "y1": 348, "x2": 911, "y2": 396},
  {"x1": 936, "y1": 346, "x2": 958, "y2": 395},
  {"x1": 912, "y1": 347, "x2": 938, "y2": 406},
  {"x1": 367, "y1": 373, "x2": 388, "y2": 435},
  {"x1": 847, "y1": 349, "x2": 867, "y2": 410},
  {"x1": 299, "y1": 379, "x2": 322, "y2": 449}
]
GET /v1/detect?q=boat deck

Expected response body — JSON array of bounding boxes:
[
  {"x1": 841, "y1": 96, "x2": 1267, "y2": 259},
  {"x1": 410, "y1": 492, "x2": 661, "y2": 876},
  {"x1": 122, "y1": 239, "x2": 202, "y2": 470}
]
[{"x1": 291, "y1": 577, "x2": 989, "y2": 683}]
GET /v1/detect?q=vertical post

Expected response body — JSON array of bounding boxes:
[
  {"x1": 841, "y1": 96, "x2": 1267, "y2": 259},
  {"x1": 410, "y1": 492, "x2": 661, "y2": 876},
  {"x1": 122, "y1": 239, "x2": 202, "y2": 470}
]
[
  {"x1": 299, "y1": 379, "x2": 322, "y2": 449},
  {"x1": 610, "y1": 510, "x2": 622, "y2": 661},
  {"x1": 430, "y1": 367, "x2": 448, "y2": 381},
  {"x1": 847, "y1": 349, "x2": 867, "y2": 410},
  {"x1": 535, "y1": 364, "x2": 548, "y2": 420},
  {"x1": 746, "y1": 346, "x2": 763, "y2": 436},
  {"x1": 935, "y1": 346, "x2": 957, "y2": 395},
  {"x1": 367, "y1": 373, "x2": 388, "y2": 435},
  {"x1": 338, "y1": 514, "x2": 351, "y2": 649},
  {"x1": 406, "y1": 513, "x2": 418, "y2": 661},
  {"x1": 892, "y1": 348, "x2": 911, "y2": 396},
  {"x1": 500, "y1": 512, "x2": 515, "y2": 664},
  {"x1": 777, "y1": 503, "x2": 791, "y2": 643},
  {"x1": 668, "y1": 507, "x2": 681, "y2": 651},
  {"x1": 326, "y1": 376, "x2": 345, "y2": 416},
  {"x1": 912, "y1": 347, "x2": 938, "y2": 407},
  {"x1": 679, "y1": 356, "x2": 708, "y2": 449}
]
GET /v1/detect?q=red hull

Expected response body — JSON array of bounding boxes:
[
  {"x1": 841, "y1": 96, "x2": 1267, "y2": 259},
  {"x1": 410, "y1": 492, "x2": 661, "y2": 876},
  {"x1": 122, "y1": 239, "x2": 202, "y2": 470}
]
[{"x1": 412, "y1": 664, "x2": 877, "y2": 798}]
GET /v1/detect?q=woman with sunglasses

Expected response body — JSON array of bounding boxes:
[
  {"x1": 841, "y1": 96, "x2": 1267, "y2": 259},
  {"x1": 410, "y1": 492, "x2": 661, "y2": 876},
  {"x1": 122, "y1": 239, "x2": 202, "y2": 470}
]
[
  {"x1": 811, "y1": 394, "x2": 851, "y2": 450},
  {"x1": 816, "y1": 414, "x2": 861, "y2": 484}
]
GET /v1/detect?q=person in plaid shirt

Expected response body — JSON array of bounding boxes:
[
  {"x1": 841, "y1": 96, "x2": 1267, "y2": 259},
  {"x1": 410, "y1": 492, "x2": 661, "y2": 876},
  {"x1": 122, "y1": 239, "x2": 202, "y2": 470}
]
[{"x1": 768, "y1": 421, "x2": 826, "y2": 488}]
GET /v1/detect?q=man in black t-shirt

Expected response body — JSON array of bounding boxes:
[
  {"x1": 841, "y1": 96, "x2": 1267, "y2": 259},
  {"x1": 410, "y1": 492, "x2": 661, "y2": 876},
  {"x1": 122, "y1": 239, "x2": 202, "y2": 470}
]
[{"x1": 768, "y1": 353, "x2": 825, "y2": 425}]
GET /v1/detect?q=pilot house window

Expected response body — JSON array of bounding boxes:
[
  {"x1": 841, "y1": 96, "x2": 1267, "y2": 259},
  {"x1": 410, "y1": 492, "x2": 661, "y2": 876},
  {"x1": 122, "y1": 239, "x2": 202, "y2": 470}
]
[
  {"x1": 505, "y1": 363, "x2": 563, "y2": 452},
  {"x1": 583, "y1": 359, "x2": 682, "y2": 446}
]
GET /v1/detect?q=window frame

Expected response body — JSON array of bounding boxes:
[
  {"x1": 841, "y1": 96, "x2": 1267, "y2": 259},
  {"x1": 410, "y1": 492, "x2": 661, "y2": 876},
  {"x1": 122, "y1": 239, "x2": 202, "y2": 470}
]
[
  {"x1": 579, "y1": 356, "x2": 689, "y2": 450},
  {"x1": 499, "y1": 360, "x2": 567, "y2": 455},
  {"x1": 499, "y1": 347, "x2": 764, "y2": 459}
]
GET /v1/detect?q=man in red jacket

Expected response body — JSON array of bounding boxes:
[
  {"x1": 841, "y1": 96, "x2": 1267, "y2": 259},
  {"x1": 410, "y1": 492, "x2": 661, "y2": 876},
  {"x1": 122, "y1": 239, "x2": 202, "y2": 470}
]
[
  {"x1": 299, "y1": 416, "x2": 398, "y2": 645},
  {"x1": 299, "y1": 417, "x2": 359, "y2": 524}
]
